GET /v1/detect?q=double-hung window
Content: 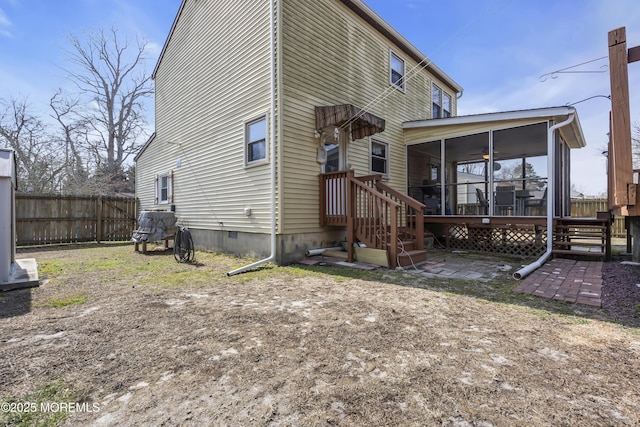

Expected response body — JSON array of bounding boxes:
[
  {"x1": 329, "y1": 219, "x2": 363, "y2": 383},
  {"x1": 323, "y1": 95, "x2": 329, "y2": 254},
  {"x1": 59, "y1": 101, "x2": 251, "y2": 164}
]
[
  {"x1": 245, "y1": 115, "x2": 267, "y2": 165},
  {"x1": 390, "y1": 51, "x2": 406, "y2": 91},
  {"x1": 442, "y1": 92, "x2": 452, "y2": 118},
  {"x1": 155, "y1": 171, "x2": 173, "y2": 205},
  {"x1": 370, "y1": 139, "x2": 389, "y2": 177},
  {"x1": 432, "y1": 83, "x2": 452, "y2": 118}
]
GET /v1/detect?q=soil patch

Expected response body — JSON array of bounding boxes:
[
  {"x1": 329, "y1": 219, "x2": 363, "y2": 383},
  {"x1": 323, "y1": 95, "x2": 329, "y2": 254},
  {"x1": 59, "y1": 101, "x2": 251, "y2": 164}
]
[
  {"x1": 1, "y1": 244, "x2": 639, "y2": 426},
  {"x1": 602, "y1": 257, "x2": 640, "y2": 327}
]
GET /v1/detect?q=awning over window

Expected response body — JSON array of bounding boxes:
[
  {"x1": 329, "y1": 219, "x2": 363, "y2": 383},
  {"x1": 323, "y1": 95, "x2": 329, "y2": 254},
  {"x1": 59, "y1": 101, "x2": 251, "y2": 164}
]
[{"x1": 315, "y1": 104, "x2": 385, "y2": 140}]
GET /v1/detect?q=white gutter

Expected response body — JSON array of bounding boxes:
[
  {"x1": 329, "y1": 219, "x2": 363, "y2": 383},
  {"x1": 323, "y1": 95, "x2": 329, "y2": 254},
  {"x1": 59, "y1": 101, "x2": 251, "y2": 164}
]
[
  {"x1": 513, "y1": 113, "x2": 575, "y2": 280},
  {"x1": 228, "y1": 0, "x2": 277, "y2": 276}
]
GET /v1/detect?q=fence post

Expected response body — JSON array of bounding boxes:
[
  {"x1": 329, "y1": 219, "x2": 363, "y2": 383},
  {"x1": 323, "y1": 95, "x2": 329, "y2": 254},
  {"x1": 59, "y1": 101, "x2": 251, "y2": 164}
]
[{"x1": 96, "y1": 196, "x2": 102, "y2": 243}]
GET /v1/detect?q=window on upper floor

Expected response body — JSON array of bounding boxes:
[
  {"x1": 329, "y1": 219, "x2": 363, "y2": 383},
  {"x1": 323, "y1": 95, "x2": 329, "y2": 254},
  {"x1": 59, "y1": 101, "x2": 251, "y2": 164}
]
[
  {"x1": 432, "y1": 83, "x2": 452, "y2": 118},
  {"x1": 370, "y1": 139, "x2": 389, "y2": 177},
  {"x1": 390, "y1": 51, "x2": 406, "y2": 92},
  {"x1": 245, "y1": 114, "x2": 267, "y2": 166},
  {"x1": 442, "y1": 92, "x2": 452, "y2": 118}
]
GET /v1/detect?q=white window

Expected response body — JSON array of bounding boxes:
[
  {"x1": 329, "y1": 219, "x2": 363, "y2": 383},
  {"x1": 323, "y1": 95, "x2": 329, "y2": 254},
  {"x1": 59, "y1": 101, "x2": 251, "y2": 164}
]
[
  {"x1": 390, "y1": 51, "x2": 405, "y2": 91},
  {"x1": 370, "y1": 139, "x2": 389, "y2": 176},
  {"x1": 245, "y1": 115, "x2": 267, "y2": 165},
  {"x1": 155, "y1": 171, "x2": 173, "y2": 204},
  {"x1": 442, "y1": 92, "x2": 452, "y2": 118},
  {"x1": 432, "y1": 83, "x2": 452, "y2": 118}
]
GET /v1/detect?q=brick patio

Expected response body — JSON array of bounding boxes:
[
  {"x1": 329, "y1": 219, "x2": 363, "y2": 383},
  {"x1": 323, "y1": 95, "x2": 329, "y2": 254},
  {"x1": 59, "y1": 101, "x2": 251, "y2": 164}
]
[{"x1": 514, "y1": 258, "x2": 603, "y2": 307}]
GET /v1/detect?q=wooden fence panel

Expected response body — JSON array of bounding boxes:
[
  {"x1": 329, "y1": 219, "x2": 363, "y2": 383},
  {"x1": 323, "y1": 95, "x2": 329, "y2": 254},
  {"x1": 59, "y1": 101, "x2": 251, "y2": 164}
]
[
  {"x1": 15, "y1": 193, "x2": 137, "y2": 246},
  {"x1": 99, "y1": 197, "x2": 138, "y2": 241}
]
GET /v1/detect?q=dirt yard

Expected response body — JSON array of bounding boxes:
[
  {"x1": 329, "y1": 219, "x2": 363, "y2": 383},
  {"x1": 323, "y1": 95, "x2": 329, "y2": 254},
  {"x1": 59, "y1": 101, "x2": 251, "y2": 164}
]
[{"x1": 1, "y1": 243, "x2": 639, "y2": 426}]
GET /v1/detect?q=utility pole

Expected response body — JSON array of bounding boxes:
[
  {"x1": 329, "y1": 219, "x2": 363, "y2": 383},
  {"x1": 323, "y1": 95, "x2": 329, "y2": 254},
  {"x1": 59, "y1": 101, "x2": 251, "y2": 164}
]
[{"x1": 608, "y1": 26, "x2": 640, "y2": 260}]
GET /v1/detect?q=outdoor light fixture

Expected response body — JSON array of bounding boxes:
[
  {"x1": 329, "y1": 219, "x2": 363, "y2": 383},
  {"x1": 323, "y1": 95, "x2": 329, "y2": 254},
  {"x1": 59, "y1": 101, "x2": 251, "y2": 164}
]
[
  {"x1": 313, "y1": 129, "x2": 321, "y2": 139},
  {"x1": 482, "y1": 153, "x2": 490, "y2": 160}
]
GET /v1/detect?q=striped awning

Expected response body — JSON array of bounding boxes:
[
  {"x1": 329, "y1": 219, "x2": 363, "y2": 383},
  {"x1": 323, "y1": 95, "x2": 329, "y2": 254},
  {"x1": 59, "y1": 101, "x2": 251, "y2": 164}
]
[{"x1": 315, "y1": 104, "x2": 385, "y2": 140}]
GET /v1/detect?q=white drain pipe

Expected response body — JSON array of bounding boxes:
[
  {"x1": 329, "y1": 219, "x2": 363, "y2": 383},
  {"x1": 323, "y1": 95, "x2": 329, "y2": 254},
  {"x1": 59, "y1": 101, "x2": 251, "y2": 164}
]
[
  {"x1": 513, "y1": 112, "x2": 575, "y2": 280},
  {"x1": 228, "y1": 0, "x2": 277, "y2": 276}
]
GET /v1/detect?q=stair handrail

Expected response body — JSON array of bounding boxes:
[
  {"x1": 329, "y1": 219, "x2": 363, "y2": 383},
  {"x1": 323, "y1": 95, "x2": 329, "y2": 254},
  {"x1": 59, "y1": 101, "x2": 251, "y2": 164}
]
[
  {"x1": 375, "y1": 180, "x2": 425, "y2": 250},
  {"x1": 347, "y1": 176, "x2": 401, "y2": 266}
]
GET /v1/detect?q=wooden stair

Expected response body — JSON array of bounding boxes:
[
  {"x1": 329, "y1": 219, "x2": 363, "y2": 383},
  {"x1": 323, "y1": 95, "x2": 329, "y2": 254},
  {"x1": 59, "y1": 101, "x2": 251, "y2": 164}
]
[
  {"x1": 391, "y1": 239, "x2": 427, "y2": 267},
  {"x1": 553, "y1": 218, "x2": 609, "y2": 259},
  {"x1": 320, "y1": 172, "x2": 426, "y2": 268}
]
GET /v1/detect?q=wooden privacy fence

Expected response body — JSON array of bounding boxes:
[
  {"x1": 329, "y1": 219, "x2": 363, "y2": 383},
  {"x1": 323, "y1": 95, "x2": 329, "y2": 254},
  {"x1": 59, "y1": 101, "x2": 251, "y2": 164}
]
[
  {"x1": 15, "y1": 193, "x2": 138, "y2": 246},
  {"x1": 570, "y1": 198, "x2": 625, "y2": 238}
]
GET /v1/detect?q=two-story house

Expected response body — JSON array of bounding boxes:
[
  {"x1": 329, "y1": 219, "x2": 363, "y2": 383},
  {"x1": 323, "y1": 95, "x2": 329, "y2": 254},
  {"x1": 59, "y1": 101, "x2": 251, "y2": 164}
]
[
  {"x1": 136, "y1": 0, "x2": 594, "y2": 272},
  {"x1": 136, "y1": 0, "x2": 462, "y2": 268}
]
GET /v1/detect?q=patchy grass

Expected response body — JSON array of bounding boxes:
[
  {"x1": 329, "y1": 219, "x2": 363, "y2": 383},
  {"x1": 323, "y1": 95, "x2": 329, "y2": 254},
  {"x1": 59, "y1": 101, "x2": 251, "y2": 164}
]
[
  {"x1": 2, "y1": 243, "x2": 638, "y2": 426},
  {"x1": 0, "y1": 380, "x2": 77, "y2": 427},
  {"x1": 39, "y1": 294, "x2": 87, "y2": 309},
  {"x1": 293, "y1": 262, "x2": 598, "y2": 322}
]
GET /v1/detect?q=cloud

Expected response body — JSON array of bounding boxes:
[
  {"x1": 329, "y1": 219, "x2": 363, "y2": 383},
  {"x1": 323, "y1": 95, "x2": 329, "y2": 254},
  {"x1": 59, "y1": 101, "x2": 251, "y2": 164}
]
[
  {"x1": 144, "y1": 41, "x2": 162, "y2": 56},
  {"x1": 0, "y1": 7, "x2": 12, "y2": 37}
]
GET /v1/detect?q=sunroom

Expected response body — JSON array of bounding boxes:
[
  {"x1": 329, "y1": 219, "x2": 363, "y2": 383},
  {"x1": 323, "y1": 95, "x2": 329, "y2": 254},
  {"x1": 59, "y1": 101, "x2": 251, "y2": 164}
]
[{"x1": 403, "y1": 106, "x2": 590, "y2": 258}]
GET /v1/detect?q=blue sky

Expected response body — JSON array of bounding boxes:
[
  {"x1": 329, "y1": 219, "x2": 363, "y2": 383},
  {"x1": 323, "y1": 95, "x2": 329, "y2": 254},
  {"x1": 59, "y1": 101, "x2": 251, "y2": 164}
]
[{"x1": 1, "y1": 0, "x2": 640, "y2": 196}]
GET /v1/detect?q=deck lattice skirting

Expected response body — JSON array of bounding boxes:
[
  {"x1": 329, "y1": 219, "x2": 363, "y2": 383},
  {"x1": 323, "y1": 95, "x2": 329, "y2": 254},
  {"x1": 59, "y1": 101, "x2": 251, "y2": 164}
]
[
  {"x1": 446, "y1": 223, "x2": 547, "y2": 258},
  {"x1": 443, "y1": 217, "x2": 609, "y2": 259}
]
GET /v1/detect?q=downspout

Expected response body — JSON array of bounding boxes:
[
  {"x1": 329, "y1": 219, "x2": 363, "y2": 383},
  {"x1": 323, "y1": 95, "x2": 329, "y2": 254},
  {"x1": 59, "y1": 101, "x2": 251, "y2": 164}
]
[
  {"x1": 228, "y1": 0, "x2": 277, "y2": 276},
  {"x1": 513, "y1": 112, "x2": 575, "y2": 280}
]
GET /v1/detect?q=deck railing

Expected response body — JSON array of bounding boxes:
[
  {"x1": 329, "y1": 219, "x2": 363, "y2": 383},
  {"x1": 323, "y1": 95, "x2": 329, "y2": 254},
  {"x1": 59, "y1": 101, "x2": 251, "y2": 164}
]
[
  {"x1": 348, "y1": 177, "x2": 400, "y2": 264},
  {"x1": 319, "y1": 170, "x2": 353, "y2": 226},
  {"x1": 320, "y1": 172, "x2": 425, "y2": 267},
  {"x1": 376, "y1": 180, "x2": 425, "y2": 251}
]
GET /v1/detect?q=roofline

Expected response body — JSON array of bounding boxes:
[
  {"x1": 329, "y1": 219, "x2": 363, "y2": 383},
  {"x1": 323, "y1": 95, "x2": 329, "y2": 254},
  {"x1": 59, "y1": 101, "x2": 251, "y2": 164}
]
[
  {"x1": 403, "y1": 106, "x2": 578, "y2": 129},
  {"x1": 134, "y1": 132, "x2": 156, "y2": 162},
  {"x1": 152, "y1": 0, "x2": 464, "y2": 95},
  {"x1": 152, "y1": 0, "x2": 187, "y2": 79},
  {"x1": 403, "y1": 106, "x2": 586, "y2": 148},
  {"x1": 341, "y1": 0, "x2": 462, "y2": 94},
  {"x1": 566, "y1": 109, "x2": 586, "y2": 149}
]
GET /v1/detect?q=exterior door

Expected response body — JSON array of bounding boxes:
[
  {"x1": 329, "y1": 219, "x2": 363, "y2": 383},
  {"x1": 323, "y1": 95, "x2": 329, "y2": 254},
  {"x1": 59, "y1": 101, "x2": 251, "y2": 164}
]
[
  {"x1": 322, "y1": 128, "x2": 347, "y2": 173},
  {"x1": 322, "y1": 128, "x2": 348, "y2": 218}
]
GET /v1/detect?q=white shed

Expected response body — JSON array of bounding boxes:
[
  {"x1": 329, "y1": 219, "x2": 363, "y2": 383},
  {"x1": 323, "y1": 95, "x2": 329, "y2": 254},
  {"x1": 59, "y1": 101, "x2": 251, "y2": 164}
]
[{"x1": 0, "y1": 149, "x2": 38, "y2": 290}]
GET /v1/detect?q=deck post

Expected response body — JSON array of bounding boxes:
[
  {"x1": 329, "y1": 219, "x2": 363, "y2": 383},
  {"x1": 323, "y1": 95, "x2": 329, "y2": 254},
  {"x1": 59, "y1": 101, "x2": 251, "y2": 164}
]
[
  {"x1": 389, "y1": 207, "x2": 398, "y2": 267},
  {"x1": 346, "y1": 178, "x2": 355, "y2": 263},
  {"x1": 608, "y1": 27, "x2": 634, "y2": 210},
  {"x1": 631, "y1": 217, "x2": 640, "y2": 262}
]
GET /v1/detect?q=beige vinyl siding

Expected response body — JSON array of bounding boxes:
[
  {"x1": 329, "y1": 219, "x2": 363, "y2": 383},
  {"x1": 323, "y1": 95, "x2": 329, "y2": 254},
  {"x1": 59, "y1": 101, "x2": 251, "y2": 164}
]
[
  {"x1": 280, "y1": 0, "x2": 450, "y2": 234},
  {"x1": 404, "y1": 118, "x2": 542, "y2": 145},
  {"x1": 136, "y1": 134, "x2": 174, "y2": 211},
  {"x1": 144, "y1": 0, "x2": 272, "y2": 233}
]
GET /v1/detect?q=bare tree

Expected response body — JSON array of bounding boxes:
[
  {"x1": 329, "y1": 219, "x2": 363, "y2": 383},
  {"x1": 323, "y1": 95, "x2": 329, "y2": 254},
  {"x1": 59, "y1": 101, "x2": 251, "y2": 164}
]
[
  {"x1": 49, "y1": 90, "x2": 92, "y2": 193},
  {"x1": 0, "y1": 97, "x2": 65, "y2": 193},
  {"x1": 495, "y1": 161, "x2": 544, "y2": 190},
  {"x1": 62, "y1": 27, "x2": 153, "y2": 192}
]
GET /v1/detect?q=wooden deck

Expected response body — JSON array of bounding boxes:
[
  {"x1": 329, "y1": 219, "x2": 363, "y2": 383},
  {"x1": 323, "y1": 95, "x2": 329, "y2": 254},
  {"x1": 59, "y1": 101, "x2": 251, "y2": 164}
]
[
  {"x1": 319, "y1": 171, "x2": 611, "y2": 263},
  {"x1": 423, "y1": 216, "x2": 610, "y2": 259}
]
